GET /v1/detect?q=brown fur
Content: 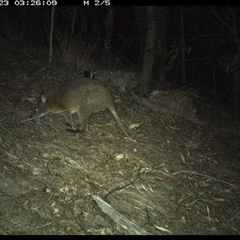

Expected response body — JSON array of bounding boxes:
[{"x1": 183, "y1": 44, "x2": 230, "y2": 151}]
[{"x1": 31, "y1": 78, "x2": 130, "y2": 137}]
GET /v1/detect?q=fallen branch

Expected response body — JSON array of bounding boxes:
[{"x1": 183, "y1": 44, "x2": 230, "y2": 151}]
[{"x1": 91, "y1": 194, "x2": 152, "y2": 235}]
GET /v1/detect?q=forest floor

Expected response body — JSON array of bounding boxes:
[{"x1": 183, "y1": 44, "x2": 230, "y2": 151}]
[{"x1": 0, "y1": 49, "x2": 239, "y2": 235}]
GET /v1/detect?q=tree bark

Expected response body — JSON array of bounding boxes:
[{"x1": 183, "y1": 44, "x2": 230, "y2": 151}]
[
  {"x1": 48, "y1": 6, "x2": 55, "y2": 65},
  {"x1": 104, "y1": 6, "x2": 114, "y2": 67},
  {"x1": 156, "y1": 6, "x2": 169, "y2": 87},
  {"x1": 134, "y1": 6, "x2": 147, "y2": 69},
  {"x1": 139, "y1": 6, "x2": 156, "y2": 94},
  {"x1": 180, "y1": 6, "x2": 187, "y2": 86},
  {"x1": 233, "y1": 52, "x2": 240, "y2": 115}
]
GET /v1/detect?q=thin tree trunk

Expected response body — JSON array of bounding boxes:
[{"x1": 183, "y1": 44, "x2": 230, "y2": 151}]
[
  {"x1": 140, "y1": 6, "x2": 156, "y2": 94},
  {"x1": 49, "y1": 6, "x2": 55, "y2": 65},
  {"x1": 180, "y1": 6, "x2": 187, "y2": 86},
  {"x1": 156, "y1": 6, "x2": 169, "y2": 87},
  {"x1": 233, "y1": 52, "x2": 240, "y2": 115},
  {"x1": 104, "y1": 6, "x2": 114, "y2": 67},
  {"x1": 134, "y1": 6, "x2": 147, "y2": 69}
]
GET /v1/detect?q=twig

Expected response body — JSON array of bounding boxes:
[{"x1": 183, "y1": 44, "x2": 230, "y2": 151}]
[
  {"x1": 173, "y1": 170, "x2": 237, "y2": 187},
  {"x1": 103, "y1": 179, "x2": 138, "y2": 200}
]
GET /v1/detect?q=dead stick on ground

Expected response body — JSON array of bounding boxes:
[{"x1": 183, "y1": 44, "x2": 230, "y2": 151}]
[{"x1": 91, "y1": 194, "x2": 152, "y2": 235}]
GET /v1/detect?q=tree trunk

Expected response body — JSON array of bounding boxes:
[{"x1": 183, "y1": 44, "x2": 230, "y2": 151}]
[
  {"x1": 134, "y1": 6, "x2": 147, "y2": 69},
  {"x1": 156, "y1": 6, "x2": 169, "y2": 87},
  {"x1": 48, "y1": 6, "x2": 55, "y2": 65},
  {"x1": 233, "y1": 51, "x2": 240, "y2": 116},
  {"x1": 139, "y1": 6, "x2": 156, "y2": 94},
  {"x1": 180, "y1": 6, "x2": 187, "y2": 86},
  {"x1": 209, "y1": 6, "x2": 240, "y2": 115},
  {"x1": 104, "y1": 6, "x2": 114, "y2": 67}
]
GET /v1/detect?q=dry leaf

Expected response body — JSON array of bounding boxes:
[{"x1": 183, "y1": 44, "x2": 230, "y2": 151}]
[
  {"x1": 162, "y1": 172, "x2": 179, "y2": 180},
  {"x1": 39, "y1": 152, "x2": 51, "y2": 159},
  {"x1": 128, "y1": 122, "x2": 143, "y2": 130},
  {"x1": 115, "y1": 153, "x2": 124, "y2": 160},
  {"x1": 180, "y1": 152, "x2": 186, "y2": 163}
]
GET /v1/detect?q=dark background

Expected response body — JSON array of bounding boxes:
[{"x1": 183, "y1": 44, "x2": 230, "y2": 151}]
[{"x1": 1, "y1": 5, "x2": 239, "y2": 108}]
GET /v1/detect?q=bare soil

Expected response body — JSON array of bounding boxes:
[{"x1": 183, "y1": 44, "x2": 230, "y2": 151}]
[{"x1": 0, "y1": 51, "x2": 239, "y2": 235}]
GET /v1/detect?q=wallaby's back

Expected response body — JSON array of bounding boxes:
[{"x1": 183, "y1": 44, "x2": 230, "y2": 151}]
[{"x1": 55, "y1": 78, "x2": 115, "y2": 113}]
